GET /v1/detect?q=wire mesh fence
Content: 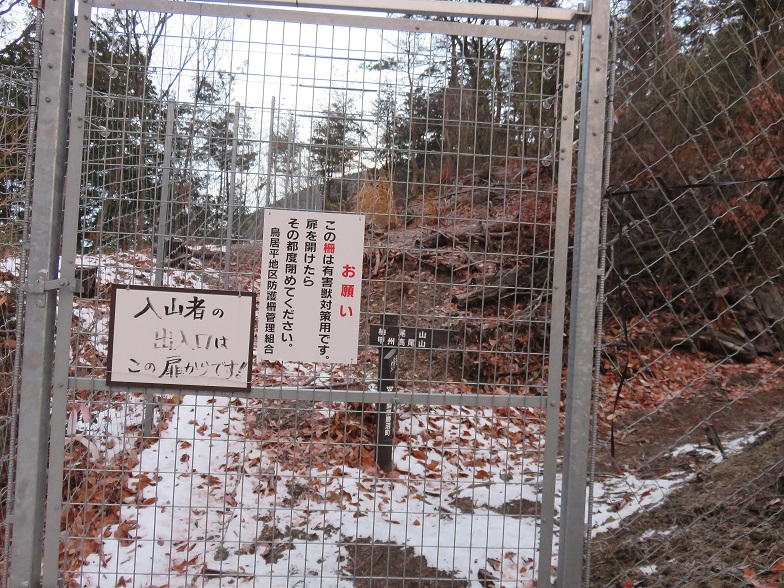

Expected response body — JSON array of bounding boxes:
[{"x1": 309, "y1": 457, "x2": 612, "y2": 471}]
[
  {"x1": 9, "y1": 0, "x2": 782, "y2": 585},
  {"x1": 0, "y1": 23, "x2": 38, "y2": 583},
  {"x1": 588, "y1": 1, "x2": 784, "y2": 586},
  {"x1": 25, "y1": 2, "x2": 596, "y2": 586}
]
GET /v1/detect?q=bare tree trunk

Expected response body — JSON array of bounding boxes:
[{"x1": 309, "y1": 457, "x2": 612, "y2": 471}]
[{"x1": 659, "y1": 0, "x2": 677, "y2": 76}]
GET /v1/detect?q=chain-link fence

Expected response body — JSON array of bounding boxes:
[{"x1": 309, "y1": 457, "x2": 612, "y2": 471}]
[{"x1": 588, "y1": 1, "x2": 784, "y2": 586}]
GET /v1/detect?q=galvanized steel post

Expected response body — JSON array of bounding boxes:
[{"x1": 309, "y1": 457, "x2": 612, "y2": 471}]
[
  {"x1": 557, "y1": 0, "x2": 611, "y2": 585},
  {"x1": 9, "y1": 0, "x2": 75, "y2": 583}
]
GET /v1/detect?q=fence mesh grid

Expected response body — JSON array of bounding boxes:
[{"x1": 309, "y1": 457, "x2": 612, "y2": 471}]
[
  {"x1": 0, "y1": 13, "x2": 37, "y2": 582},
  {"x1": 48, "y1": 5, "x2": 577, "y2": 586},
  {"x1": 2, "y1": 0, "x2": 782, "y2": 585},
  {"x1": 588, "y1": 1, "x2": 784, "y2": 586}
]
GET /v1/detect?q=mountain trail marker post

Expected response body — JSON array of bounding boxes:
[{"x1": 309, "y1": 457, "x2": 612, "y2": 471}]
[{"x1": 369, "y1": 318, "x2": 449, "y2": 471}]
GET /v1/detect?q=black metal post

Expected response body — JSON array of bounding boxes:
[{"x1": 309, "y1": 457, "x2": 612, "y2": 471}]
[{"x1": 375, "y1": 347, "x2": 398, "y2": 472}]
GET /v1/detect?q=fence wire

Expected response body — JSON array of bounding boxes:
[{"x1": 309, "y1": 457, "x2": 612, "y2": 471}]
[
  {"x1": 35, "y1": 4, "x2": 586, "y2": 587},
  {"x1": 0, "y1": 11, "x2": 38, "y2": 581},
  {"x1": 589, "y1": 0, "x2": 784, "y2": 586},
  {"x1": 8, "y1": 0, "x2": 781, "y2": 585}
]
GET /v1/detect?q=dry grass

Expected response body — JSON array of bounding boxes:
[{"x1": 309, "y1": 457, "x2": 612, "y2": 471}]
[{"x1": 356, "y1": 177, "x2": 398, "y2": 230}]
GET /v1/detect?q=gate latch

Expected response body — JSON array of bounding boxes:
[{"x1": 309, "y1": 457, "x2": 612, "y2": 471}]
[{"x1": 24, "y1": 277, "x2": 70, "y2": 294}]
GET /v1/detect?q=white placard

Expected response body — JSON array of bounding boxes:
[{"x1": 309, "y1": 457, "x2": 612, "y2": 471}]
[
  {"x1": 107, "y1": 286, "x2": 256, "y2": 390},
  {"x1": 259, "y1": 209, "x2": 365, "y2": 364}
]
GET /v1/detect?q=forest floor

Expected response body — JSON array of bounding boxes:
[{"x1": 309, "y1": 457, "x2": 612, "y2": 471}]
[
  {"x1": 589, "y1": 364, "x2": 784, "y2": 587},
  {"x1": 3, "y1": 163, "x2": 783, "y2": 586}
]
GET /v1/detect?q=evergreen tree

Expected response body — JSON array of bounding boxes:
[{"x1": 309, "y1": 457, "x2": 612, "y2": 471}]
[
  {"x1": 171, "y1": 73, "x2": 258, "y2": 238},
  {"x1": 269, "y1": 113, "x2": 306, "y2": 202},
  {"x1": 309, "y1": 93, "x2": 365, "y2": 204},
  {"x1": 0, "y1": 7, "x2": 37, "y2": 241},
  {"x1": 83, "y1": 11, "x2": 169, "y2": 248}
]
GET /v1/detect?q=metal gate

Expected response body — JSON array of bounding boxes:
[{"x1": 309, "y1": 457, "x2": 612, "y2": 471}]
[{"x1": 10, "y1": 1, "x2": 609, "y2": 586}]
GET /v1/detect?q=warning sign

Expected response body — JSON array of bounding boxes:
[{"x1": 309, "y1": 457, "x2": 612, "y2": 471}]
[{"x1": 259, "y1": 209, "x2": 365, "y2": 364}]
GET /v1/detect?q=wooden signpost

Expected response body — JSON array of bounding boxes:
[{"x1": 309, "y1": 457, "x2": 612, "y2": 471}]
[{"x1": 369, "y1": 317, "x2": 449, "y2": 472}]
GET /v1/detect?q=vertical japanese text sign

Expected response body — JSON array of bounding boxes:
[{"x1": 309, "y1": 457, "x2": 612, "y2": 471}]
[
  {"x1": 107, "y1": 286, "x2": 256, "y2": 391},
  {"x1": 259, "y1": 209, "x2": 365, "y2": 363}
]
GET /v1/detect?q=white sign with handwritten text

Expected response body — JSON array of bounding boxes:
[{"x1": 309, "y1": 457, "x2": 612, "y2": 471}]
[
  {"x1": 259, "y1": 209, "x2": 365, "y2": 364},
  {"x1": 107, "y1": 286, "x2": 255, "y2": 391}
]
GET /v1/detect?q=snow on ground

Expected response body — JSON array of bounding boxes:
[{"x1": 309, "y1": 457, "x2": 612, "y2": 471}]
[
  {"x1": 75, "y1": 396, "x2": 544, "y2": 587},
  {"x1": 2, "y1": 249, "x2": 755, "y2": 585},
  {"x1": 589, "y1": 472, "x2": 684, "y2": 535},
  {"x1": 1, "y1": 249, "x2": 222, "y2": 291},
  {"x1": 74, "y1": 304, "x2": 111, "y2": 356},
  {"x1": 587, "y1": 429, "x2": 765, "y2": 537},
  {"x1": 77, "y1": 250, "x2": 221, "y2": 289},
  {"x1": 67, "y1": 391, "x2": 754, "y2": 588}
]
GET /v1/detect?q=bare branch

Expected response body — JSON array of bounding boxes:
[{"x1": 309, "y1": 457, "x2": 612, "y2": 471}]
[{"x1": 0, "y1": 0, "x2": 26, "y2": 18}]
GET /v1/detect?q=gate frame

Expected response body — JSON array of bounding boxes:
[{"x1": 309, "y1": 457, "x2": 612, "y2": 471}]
[
  {"x1": 10, "y1": 1, "x2": 610, "y2": 586},
  {"x1": 8, "y1": 0, "x2": 75, "y2": 584},
  {"x1": 559, "y1": 0, "x2": 611, "y2": 584}
]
